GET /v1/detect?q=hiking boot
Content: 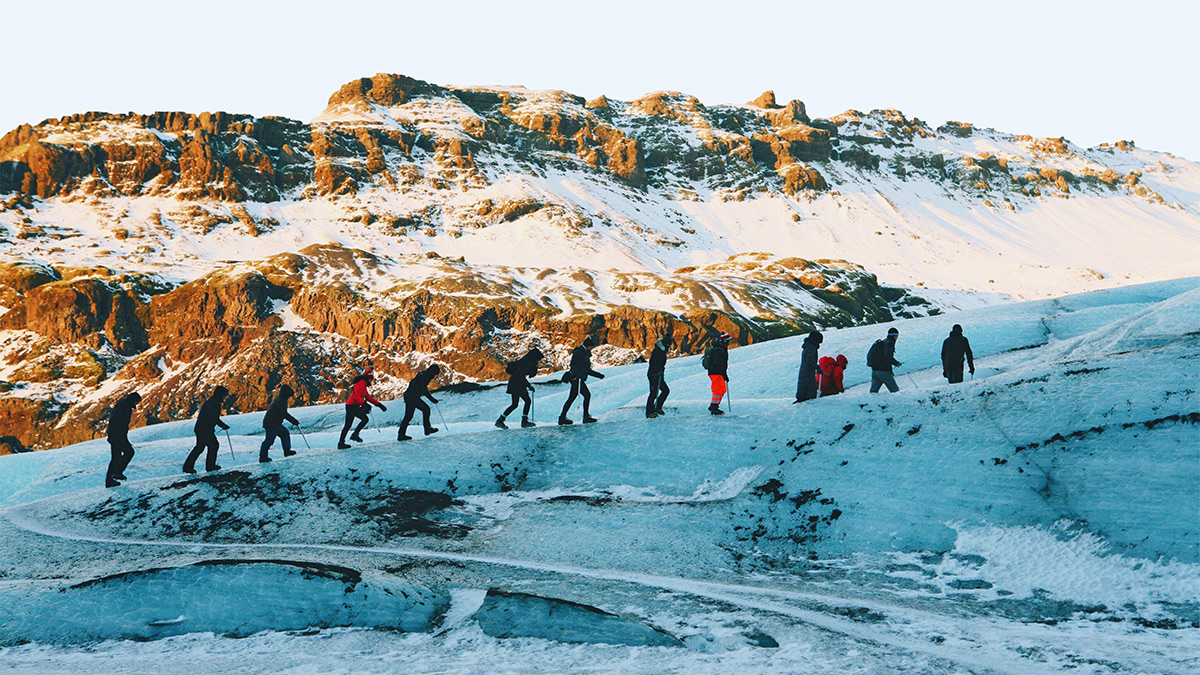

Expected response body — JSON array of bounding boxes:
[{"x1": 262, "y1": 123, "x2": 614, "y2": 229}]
[
  {"x1": 207, "y1": 465, "x2": 221, "y2": 472},
  {"x1": 495, "y1": 417, "x2": 509, "y2": 430},
  {"x1": 654, "y1": 408, "x2": 665, "y2": 416},
  {"x1": 337, "y1": 443, "x2": 352, "y2": 449},
  {"x1": 283, "y1": 450, "x2": 297, "y2": 457},
  {"x1": 558, "y1": 416, "x2": 573, "y2": 426},
  {"x1": 646, "y1": 410, "x2": 660, "y2": 419},
  {"x1": 583, "y1": 416, "x2": 598, "y2": 424},
  {"x1": 182, "y1": 466, "x2": 197, "y2": 475},
  {"x1": 350, "y1": 433, "x2": 364, "y2": 443},
  {"x1": 114, "y1": 473, "x2": 127, "y2": 481},
  {"x1": 521, "y1": 417, "x2": 536, "y2": 428},
  {"x1": 259, "y1": 456, "x2": 271, "y2": 463},
  {"x1": 709, "y1": 405, "x2": 725, "y2": 416},
  {"x1": 105, "y1": 478, "x2": 121, "y2": 488},
  {"x1": 425, "y1": 427, "x2": 439, "y2": 436},
  {"x1": 397, "y1": 434, "x2": 413, "y2": 441}
]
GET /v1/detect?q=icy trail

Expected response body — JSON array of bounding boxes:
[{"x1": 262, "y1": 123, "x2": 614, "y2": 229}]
[{"x1": 1, "y1": 278, "x2": 1197, "y2": 674}]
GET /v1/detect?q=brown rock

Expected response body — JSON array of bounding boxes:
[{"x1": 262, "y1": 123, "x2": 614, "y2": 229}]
[{"x1": 749, "y1": 91, "x2": 781, "y2": 109}]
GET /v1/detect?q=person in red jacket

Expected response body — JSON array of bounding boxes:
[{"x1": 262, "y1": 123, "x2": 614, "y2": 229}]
[
  {"x1": 339, "y1": 368, "x2": 386, "y2": 449},
  {"x1": 815, "y1": 354, "x2": 848, "y2": 396}
]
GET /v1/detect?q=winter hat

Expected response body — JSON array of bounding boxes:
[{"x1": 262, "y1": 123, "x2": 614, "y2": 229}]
[
  {"x1": 662, "y1": 335, "x2": 675, "y2": 347},
  {"x1": 952, "y1": 324, "x2": 963, "y2": 334},
  {"x1": 427, "y1": 364, "x2": 441, "y2": 375},
  {"x1": 529, "y1": 347, "x2": 544, "y2": 360},
  {"x1": 363, "y1": 368, "x2": 375, "y2": 380},
  {"x1": 717, "y1": 332, "x2": 731, "y2": 343},
  {"x1": 127, "y1": 392, "x2": 142, "y2": 405},
  {"x1": 836, "y1": 354, "x2": 848, "y2": 367},
  {"x1": 214, "y1": 385, "x2": 229, "y2": 399},
  {"x1": 279, "y1": 384, "x2": 294, "y2": 397},
  {"x1": 583, "y1": 337, "x2": 595, "y2": 348},
  {"x1": 887, "y1": 327, "x2": 899, "y2": 337},
  {"x1": 807, "y1": 330, "x2": 823, "y2": 343}
]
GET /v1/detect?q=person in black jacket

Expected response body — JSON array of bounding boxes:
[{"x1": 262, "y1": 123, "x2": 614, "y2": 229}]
[
  {"x1": 941, "y1": 324, "x2": 975, "y2": 384},
  {"x1": 646, "y1": 336, "x2": 674, "y2": 418},
  {"x1": 397, "y1": 365, "x2": 441, "y2": 441},
  {"x1": 706, "y1": 332, "x2": 731, "y2": 414},
  {"x1": 559, "y1": 337, "x2": 605, "y2": 425},
  {"x1": 184, "y1": 386, "x2": 230, "y2": 474},
  {"x1": 497, "y1": 348, "x2": 543, "y2": 429},
  {"x1": 105, "y1": 392, "x2": 141, "y2": 488},
  {"x1": 794, "y1": 331, "x2": 823, "y2": 403},
  {"x1": 867, "y1": 327, "x2": 902, "y2": 393},
  {"x1": 260, "y1": 384, "x2": 300, "y2": 463}
]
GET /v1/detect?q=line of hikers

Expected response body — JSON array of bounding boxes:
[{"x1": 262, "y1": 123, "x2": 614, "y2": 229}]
[{"x1": 104, "y1": 324, "x2": 975, "y2": 487}]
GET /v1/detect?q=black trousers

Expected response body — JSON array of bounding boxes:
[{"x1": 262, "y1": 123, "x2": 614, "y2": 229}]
[
  {"x1": 399, "y1": 398, "x2": 432, "y2": 435},
  {"x1": 560, "y1": 378, "x2": 591, "y2": 417},
  {"x1": 260, "y1": 426, "x2": 291, "y2": 458},
  {"x1": 502, "y1": 391, "x2": 531, "y2": 417},
  {"x1": 107, "y1": 438, "x2": 134, "y2": 482},
  {"x1": 647, "y1": 373, "x2": 669, "y2": 413},
  {"x1": 339, "y1": 404, "x2": 370, "y2": 444},
  {"x1": 185, "y1": 431, "x2": 220, "y2": 471},
  {"x1": 945, "y1": 364, "x2": 965, "y2": 384}
]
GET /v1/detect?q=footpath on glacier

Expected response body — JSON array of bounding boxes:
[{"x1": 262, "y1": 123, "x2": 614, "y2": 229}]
[{"x1": 0, "y1": 277, "x2": 1197, "y2": 674}]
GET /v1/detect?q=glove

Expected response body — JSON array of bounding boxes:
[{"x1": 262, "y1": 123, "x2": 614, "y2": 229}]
[
  {"x1": 430, "y1": 397, "x2": 439, "y2": 404},
  {"x1": 969, "y1": 366, "x2": 975, "y2": 375},
  {"x1": 377, "y1": 403, "x2": 387, "y2": 412},
  {"x1": 219, "y1": 423, "x2": 230, "y2": 431},
  {"x1": 895, "y1": 362, "x2": 903, "y2": 367},
  {"x1": 528, "y1": 383, "x2": 536, "y2": 391},
  {"x1": 724, "y1": 376, "x2": 730, "y2": 382},
  {"x1": 595, "y1": 373, "x2": 605, "y2": 380}
]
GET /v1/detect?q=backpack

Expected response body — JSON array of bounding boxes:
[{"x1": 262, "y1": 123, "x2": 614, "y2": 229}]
[
  {"x1": 701, "y1": 346, "x2": 715, "y2": 370},
  {"x1": 866, "y1": 340, "x2": 884, "y2": 370},
  {"x1": 505, "y1": 360, "x2": 518, "y2": 375}
]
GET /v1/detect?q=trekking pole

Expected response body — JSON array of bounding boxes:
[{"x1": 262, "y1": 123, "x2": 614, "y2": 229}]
[
  {"x1": 726, "y1": 383, "x2": 733, "y2": 414},
  {"x1": 296, "y1": 424, "x2": 312, "y2": 450},
  {"x1": 224, "y1": 428, "x2": 236, "y2": 460},
  {"x1": 435, "y1": 402, "x2": 450, "y2": 431},
  {"x1": 904, "y1": 371, "x2": 920, "y2": 390}
]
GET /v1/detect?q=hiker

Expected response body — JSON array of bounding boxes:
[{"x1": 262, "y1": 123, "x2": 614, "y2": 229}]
[
  {"x1": 559, "y1": 337, "x2": 605, "y2": 425},
  {"x1": 817, "y1": 354, "x2": 848, "y2": 396},
  {"x1": 397, "y1": 365, "x2": 441, "y2": 441},
  {"x1": 183, "y1": 386, "x2": 231, "y2": 474},
  {"x1": 497, "y1": 348, "x2": 543, "y2": 429},
  {"x1": 867, "y1": 328, "x2": 902, "y2": 393},
  {"x1": 704, "y1": 332, "x2": 731, "y2": 415},
  {"x1": 339, "y1": 368, "x2": 386, "y2": 449},
  {"x1": 260, "y1": 384, "x2": 300, "y2": 462},
  {"x1": 941, "y1": 324, "x2": 975, "y2": 384},
  {"x1": 646, "y1": 335, "x2": 674, "y2": 418},
  {"x1": 794, "y1": 331, "x2": 822, "y2": 403},
  {"x1": 105, "y1": 392, "x2": 141, "y2": 487}
]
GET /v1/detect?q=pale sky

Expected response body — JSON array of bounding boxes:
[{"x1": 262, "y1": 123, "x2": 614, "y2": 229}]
[{"x1": 1, "y1": 0, "x2": 1197, "y2": 159}]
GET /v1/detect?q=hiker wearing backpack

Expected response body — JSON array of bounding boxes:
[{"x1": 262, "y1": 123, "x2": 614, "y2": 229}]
[
  {"x1": 867, "y1": 327, "x2": 902, "y2": 393},
  {"x1": 559, "y1": 337, "x2": 605, "y2": 425},
  {"x1": 339, "y1": 368, "x2": 386, "y2": 449},
  {"x1": 704, "y1": 332, "x2": 731, "y2": 415},
  {"x1": 397, "y1": 365, "x2": 441, "y2": 441},
  {"x1": 183, "y1": 386, "x2": 231, "y2": 474},
  {"x1": 817, "y1": 354, "x2": 848, "y2": 396},
  {"x1": 105, "y1": 391, "x2": 141, "y2": 488},
  {"x1": 260, "y1": 384, "x2": 299, "y2": 463},
  {"x1": 646, "y1": 335, "x2": 674, "y2": 418},
  {"x1": 497, "y1": 348, "x2": 543, "y2": 429},
  {"x1": 794, "y1": 331, "x2": 822, "y2": 403},
  {"x1": 941, "y1": 324, "x2": 975, "y2": 384}
]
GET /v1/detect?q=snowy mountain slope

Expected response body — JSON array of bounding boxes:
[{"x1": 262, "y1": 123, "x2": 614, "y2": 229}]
[{"x1": 1, "y1": 278, "x2": 1196, "y2": 673}]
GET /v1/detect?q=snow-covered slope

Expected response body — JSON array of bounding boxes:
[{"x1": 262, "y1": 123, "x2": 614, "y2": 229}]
[{"x1": 1, "y1": 278, "x2": 1196, "y2": 673}]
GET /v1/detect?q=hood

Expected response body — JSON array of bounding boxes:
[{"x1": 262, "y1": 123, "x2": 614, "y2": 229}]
[
  {"x1": 424, "y1": 364, "x2": 441, "y2": 376},
  {"x1": 278, "y1": 384, "x2": 294, "y2": 398},
  {"x1": 836, "y1": 354, "x2": 848, "y2": 367},
  {"x1": 123, "y1": 392, "x2": 142, "y2": 406},
  {"x1": 213, "y1": 386, "x2": 229, "y2": 400},
  {"x1": 818, "y1": 355, "x2": 836, "y2": 368},
  {"x1": 527, "y1": 348, "x2": 544, "y2": 361}
]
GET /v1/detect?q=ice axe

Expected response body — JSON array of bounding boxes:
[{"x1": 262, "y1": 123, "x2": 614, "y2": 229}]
[{"x1": 224, "y1": 428, "x2": 236, "y2": 460}]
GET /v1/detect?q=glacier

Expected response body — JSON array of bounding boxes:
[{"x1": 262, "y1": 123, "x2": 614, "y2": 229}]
[{"x1": 0, "y1": 277, "x2": 1197, "y2": 673}]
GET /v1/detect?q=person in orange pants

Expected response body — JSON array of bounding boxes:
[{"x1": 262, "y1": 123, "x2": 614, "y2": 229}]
[{"x1": 704, "y1": 332, "x2": 731, "y2": 415}]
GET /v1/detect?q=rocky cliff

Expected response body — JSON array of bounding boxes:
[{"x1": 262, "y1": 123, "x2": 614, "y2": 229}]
[{"x1": 2, "y1": 73, "x2": 1198, "y2": 451}]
